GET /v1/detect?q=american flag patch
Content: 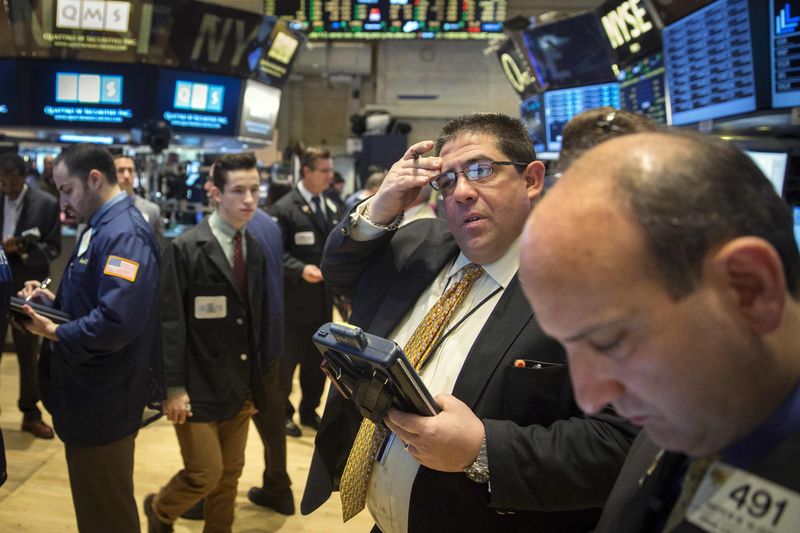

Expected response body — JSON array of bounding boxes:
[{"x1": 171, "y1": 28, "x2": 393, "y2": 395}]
[{"x1": 103, "y1": 255, "x2": 139, "y2": 282}]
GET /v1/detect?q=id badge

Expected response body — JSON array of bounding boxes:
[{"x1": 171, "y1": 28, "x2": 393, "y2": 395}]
[
  {"x1": 194, "y1": 296, "x2": 227, "y2": 319},
  {"x1": 295, "y1": 231, "x2": 315, "y2": 246}
]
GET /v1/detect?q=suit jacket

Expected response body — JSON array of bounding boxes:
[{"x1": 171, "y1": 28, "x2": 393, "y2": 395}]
[
  {"x1": 0, "y1": 187, "x2": 61, "y2": 291},
  {"x1": 246, "y1": 209, "x2": 284, "y2": 362},
  {"x1": 596, "y1": 430, "x2": 800, "y2": 532},
  {"x1": 268, "y1": 187, "x2": 341, "y2": 325},
  {"x1": 302, "y1": 217, "x2": 636, "y2": 532},
  {"x1": 132, "y1": 194, "x2": 163, "y2": 238},
  {"x1": 161, "y1": 217, "x2": 269, "y2": 422}
]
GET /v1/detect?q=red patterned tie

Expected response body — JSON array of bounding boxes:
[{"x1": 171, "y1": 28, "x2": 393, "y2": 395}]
[{"x1": 232, "y1": 231, "x2": 247, "y2": 297}]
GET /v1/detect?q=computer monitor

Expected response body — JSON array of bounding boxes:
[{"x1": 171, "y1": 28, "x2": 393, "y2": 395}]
[
  {"x1": 155, "y1": 69, "x2": 243, "y2": 136},
  {"x1": 745, "y1": 149, "x2": 790, "y2": 196},
  {"x1": 522, "y1": 12, "x2": 617, "y2": 91},
  {"x1": 794, "y1": 206, "x2": 800, "y2": 252},
  {"x1": 544, "y1": 82, "x2": 621, "y2": 152},
  {"x1": 519, "y1": 94, "x2": 547, "y2": 154},
  {"x1": 237, "y1": 80, "x2": 281, "y2": 142},
  {"x1": 0, "y1": 59, "x2": 20, "y2": 125},
  {"x1": 618, "y1": 52, "x2": 667, "y2": 124},
  {"x1": 770, "y1": 0, "x2": 800, "y2": 108},
  {"x1": 663, "y1": 0, "x2": 758, "y2": 125}
]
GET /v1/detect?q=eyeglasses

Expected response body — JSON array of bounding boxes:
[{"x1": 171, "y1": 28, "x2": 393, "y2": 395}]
[{"x1": 430, "y1": 160, "x2": 529, "y2": 193}]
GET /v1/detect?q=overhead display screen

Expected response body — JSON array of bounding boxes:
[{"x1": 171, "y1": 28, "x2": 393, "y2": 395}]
[
  {"x1": 0, "y1": 60, "x2": 21, "y2": 125},
  {"x1": 544, "y1": 82, "x2": 621, "y2": 152},
  {"x1": 618, "y1": 52, "x2": 667, "y2": 124},
  {"x1": 647, "y1": 0, "x2": 716, "y2": 26},
  {"x1": 519, "y1": 94, "x2": 547, "y2": 155},
  {"x1": 237, "y1": 80, "x2": 280, "y2": 142},
  {"x1": 27, "y1": 60, "x2": 148, "y2": 128},
  {"x1": 663, "y1": 0, "x2": 757, "y2": 125},
  {"x1": 770, "y1": 0, "x2": 800, "y2": 108},
  {"x1": 597, "y1": 0, "x2": 661, "y2": 65},
  {"x1": 523, "y1": 12, "x2": 617, "y2": 91},
  {"x1": 156, "y1": 69, "x2": 242, "y2": 136},
  {"x1": 266, "y1": 0, "x2": 506, "y2": 40},
  {"x1": 745, "y1": 149, "x2": 789, "y2": 195}
]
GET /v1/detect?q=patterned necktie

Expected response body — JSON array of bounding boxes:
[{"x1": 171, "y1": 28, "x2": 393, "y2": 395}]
[
  {"x1": 339, "y1": 263, "x2": 486, "y2": 521},
  {"x1": 663, "y1": 455, "x2": 718, "y2": 532},
  {"x1": 232, "y1": 231, "x2": 247, "y2": 298},
  {"x1": 311, "y1": 196, "x2": 328, "y2": 232}
]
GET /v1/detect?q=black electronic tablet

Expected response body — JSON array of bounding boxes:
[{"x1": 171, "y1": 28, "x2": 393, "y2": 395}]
[
  {"x1": 313, "y1": 322, "x2": 440, "y2": 419},
  {"x1": 9, "y1": 296, "x2": 71, "y2": 325}
]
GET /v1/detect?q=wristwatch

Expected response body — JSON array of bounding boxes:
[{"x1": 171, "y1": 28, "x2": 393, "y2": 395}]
[
  {"x1": 464, "y1": 435, "x2": 490, "y2": 484},
  {"x1": 363, "y1": 205, "x2": 404, "y2": 231}
]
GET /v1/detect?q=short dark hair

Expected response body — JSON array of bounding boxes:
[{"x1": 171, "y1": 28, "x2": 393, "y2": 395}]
[
  {"x1": 557, "y1": 107, "x2": 658, "y2": 173},
  {"x1": 55, "y1": 143, "x2": 117, "y2": 185},
  {"x1": 113, "y1": 154, "x2": 134, "y2": 162},
  {"x1": 614, "y1": 132, "x2": 800, "y2": 299},
  {"x1": 301, "y1": 147, "x2": 331, "y2": 172},
  {"x1": 212, "y1": 152, "x2": 257, "y2": 191},
  {"x1": 434, "y1": 113, "x2": 535, "y2": 166},
  {"x1": 0, "y1": 153, "x2": 26, "y2": 178}
]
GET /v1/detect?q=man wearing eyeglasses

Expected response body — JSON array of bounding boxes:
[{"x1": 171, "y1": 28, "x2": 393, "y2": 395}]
[{"x1": 302, "y1": 113, "x2": 635, "y2": 532}]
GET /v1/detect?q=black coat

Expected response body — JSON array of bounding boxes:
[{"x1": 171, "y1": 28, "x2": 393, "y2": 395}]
[{"x1": 161, "y1": 218, "x2": 269, "y2": 422}]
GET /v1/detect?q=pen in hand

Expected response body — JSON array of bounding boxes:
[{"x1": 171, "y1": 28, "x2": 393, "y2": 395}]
[{"x1": 25, "y1": 276, "x2": 52, "y2": 302}]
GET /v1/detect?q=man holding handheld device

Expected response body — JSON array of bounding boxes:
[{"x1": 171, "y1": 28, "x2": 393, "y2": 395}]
[{"x1": 302, "y1": 113, "x2": 636, "y2": 532}]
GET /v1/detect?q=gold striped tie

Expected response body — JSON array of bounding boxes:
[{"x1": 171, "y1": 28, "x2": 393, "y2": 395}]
[
  {"x1": 339, "y1": 263, "x2": 486, "y2": 521},
  {"x1": 663, "y1": 455, "x2": 718, "y2": 532}
]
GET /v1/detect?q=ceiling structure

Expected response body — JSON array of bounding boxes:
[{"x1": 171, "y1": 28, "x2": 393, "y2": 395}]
[{"x1": 506, "y1": 0, "x2": 604, "y2": 18}]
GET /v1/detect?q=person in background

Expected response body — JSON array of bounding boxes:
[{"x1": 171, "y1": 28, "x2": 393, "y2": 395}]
[
  {"x1": 114, "y1": 155, "x2": 164, "y2": 239},
  {"x1": 344, "y1": 170, "x2": 385, "y2": 212},
  {"x1": 269, "y1": 146, "x2": 342, "y2": 438},
  {"x1": 20, "y1": 143, "x2": 162, "y2": 533},
  {"x1": 325, "y1": 171, "x2": 346, "y2": 211},
  {"x1": 37, "y1": 155, "x2": 59, "y2": 198},
  {"x1": 520, "y1": 131, "x2": 800, "y2": 532},
  {"x1": 0, "y1": 153, "x2": 61, "y2": 439},
  {"x1": 303, "y1": 113, "x2": 635, "y2": 532},
  {"x1": 400, "y1": 186, "x2": 436, "y2": 227},
  {"x1": 0, "y1": 247, "x2": 13, "y2": 487}
]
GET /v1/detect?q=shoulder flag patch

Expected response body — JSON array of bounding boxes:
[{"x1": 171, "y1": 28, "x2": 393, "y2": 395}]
[{"x1": 103, "y1": 255, "x2": 139, "y2": 282}]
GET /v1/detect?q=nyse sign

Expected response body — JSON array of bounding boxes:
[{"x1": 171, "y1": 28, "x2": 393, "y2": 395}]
[
  {"x1": 601, "y1": 0, "x2": 653, "y2": 50},
  {"x1": 56, "y1": 0, "x2": 130, "y2": 32}
]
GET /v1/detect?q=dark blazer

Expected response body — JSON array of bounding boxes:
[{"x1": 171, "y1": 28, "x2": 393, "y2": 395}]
[
  {"x1": 161, "y1": 217, "x2": 269, "y2": 422},
  {"x1": 0, "y1": 187, "x2": 61, "y2": 291},
  {"x1": 268, "y1": 187, "x2": 341, "y2": 325},
  {"x1": 596, "y1": 430, "x2": 800, "y2": 532},
  {"x1": 302, "y1": 217, "x2": 636, "y2": 532},
  {"x1": 246, "y1": 209, "x2": 284, "y2": 362}
]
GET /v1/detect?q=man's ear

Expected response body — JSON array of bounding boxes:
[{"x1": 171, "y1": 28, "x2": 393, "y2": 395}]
[
  {"x1": 711, "y1": 237, "x2": 786, "y2": 334},
  {"x1": 524, "y1": 161, "x2": 546, "y2": 201},
  {"x1": 87, "y1": 169, "x2": 104, "y2": 191},
  {"x1": 209, "y1": 185, "x2": 222, "y2": 205}
]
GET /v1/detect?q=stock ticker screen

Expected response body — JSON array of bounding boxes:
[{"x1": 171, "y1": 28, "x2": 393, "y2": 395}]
[
  {"x1": 266, "y1": 0, "x2": 506, "y2": 39},
  {"x1": 771, "y1": 0, "x2": 800, "y2": 108},
  {"x1": 663, "y1": 0, "x2": 757, "y2": 125},
  {"x1": 544, "y1": 82, "x2": 621, "y2": 152},
  {"x1": 618, "y1": 52, "x2": 667, "y2": 125}
]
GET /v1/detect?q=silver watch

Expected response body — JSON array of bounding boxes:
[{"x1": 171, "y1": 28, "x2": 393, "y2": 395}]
[{"x1": 464, "y1": 435, "x2": 490, "y2": 484}]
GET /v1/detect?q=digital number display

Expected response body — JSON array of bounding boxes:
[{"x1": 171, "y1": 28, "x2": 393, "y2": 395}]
[
  {"x1": 618, "y1": 52, "x2": 667, "y2": 124},
  {"x1": 544, "y1": 82, "x2": 621, "y2": 152},
  {"x1": 771, "y1": 0, "x2": 800, "y2": 108}
]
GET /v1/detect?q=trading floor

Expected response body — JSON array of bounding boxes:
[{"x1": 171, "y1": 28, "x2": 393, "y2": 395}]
[{"x1": 0, "y1": 355, "x2": 373, "y2": 532}]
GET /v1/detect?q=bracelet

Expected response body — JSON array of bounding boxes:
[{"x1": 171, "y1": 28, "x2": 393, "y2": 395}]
[
  {"x1": 464, "y1": 434, "x2": 490, "y2": 484},
  {"x1": 363, "y1": 206, "x2": 404, "y2": 231}
]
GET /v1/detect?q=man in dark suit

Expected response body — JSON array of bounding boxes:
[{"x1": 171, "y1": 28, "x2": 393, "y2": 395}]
[
  {"x1": 0, "y1": 153, "x2": 61, "y2": 439},
  {"x1": 521, "y1": 131, "x2": 800, "y2": 533},
  {"x1": 145, "y1": 152, "x2": 272, "y2": 532},
  {"x1": 302, "y1": 113, "x2": 635, "y2": 532},
  {"x1": 269, "y1": 147, "x2": 342, "y2": 437}
]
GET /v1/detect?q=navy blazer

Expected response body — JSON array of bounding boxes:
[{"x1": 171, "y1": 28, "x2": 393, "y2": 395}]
[{"x1": 246, "y1": 209, "x2": 284, "y2": 362}]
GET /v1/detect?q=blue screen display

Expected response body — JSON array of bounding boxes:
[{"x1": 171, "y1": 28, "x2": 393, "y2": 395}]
[
  {"x1": 544, "y1": 82, "x2": 621, "y2": 152},
  {"x1": 663, "y1": 0, "x2": 756, "y2": 125},
  {"x1": 771, "y1": 0, "x2": 800, "y2": 108},
  {"x1": 618, "y1": 52, "x2": 667, "y2": 125},
  {"x1": 519, "y1": 94, "x2": 547, "y2": 154},
  {"x1": 0, "y1": 60, "x2": 20, "y2": 126},
  {"x1": 156, "y1": 69, "x2": 242, "y2": 135}
]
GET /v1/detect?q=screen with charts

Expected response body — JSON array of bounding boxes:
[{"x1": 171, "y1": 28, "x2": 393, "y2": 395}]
[
  {"x1": 155, "y1": 69, "x2": 243, "y2": 136},
  {"x1": 745, "y1": 149, "x2": 790, "y2": 195},
  {"x1": 266, "y1": 0, "x2": 506, "y2": 39},
  {"x1": 237, "y1": 80, "x2": 281, "y2": 142},
  {"x1": 519, "y1": 94, "x2": 547, "y2": 154},
  {"x1": 544, "y1": 82, "x2": 621, "y2": 152},
  {"x1": 770, "y1": 0, "x2": 800, "y2": 108},
  {"x1": 0, "y1": 60, "x2": 20, "y2": 126},
  {"x1": 618, "y1": 52, "x2": 667, "y2": 124},
  {"x1": 663, "y1": 0, "x2": 757, "y2": 125},
  {"x1": 648, "y1": 0, "x2": 716, "y2": 25}
]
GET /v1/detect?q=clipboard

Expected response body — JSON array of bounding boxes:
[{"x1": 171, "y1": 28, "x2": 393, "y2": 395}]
[
  {"x1": 313, "y1": 322, "x2": 440, "y2": 423},
  {"x1": 8, "y1": 296, "x2": 72, "y2": 325}
]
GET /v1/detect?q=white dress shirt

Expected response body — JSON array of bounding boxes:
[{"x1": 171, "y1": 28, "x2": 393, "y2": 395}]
[{"x1": 3, "y1": 184, "x2": 27, "y2": 240}]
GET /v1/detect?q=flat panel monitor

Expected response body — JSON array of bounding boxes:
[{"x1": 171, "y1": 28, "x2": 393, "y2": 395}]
[
  {"x1": 522, "y1": 13, "x2": 617, "y2": 90},
  {"x1": 597, "y1": 0, "x2": 662, "y2": 64},
  {"x1": 519, "y1": 94, "x2": 547, "y2": 154},
  {"x1": 544, "y1": 82, "x2": 621, "y2": 152},
  {"x1": 237, "y1": 80, "x2": 280, "y2": 142},
  {"x1": 647, "y1": 0, "x2": 716, "y2": 25},
  {"x1": 794, "y1": 206, "x2": 800, "y2": 252},
  {"x1": 770, "y1": 0, "x2": 800, "y2": 108},
  {"x1": 745, "y1": 149, "x2": 789, "y2": 196},
  {"x1": 27, "y1": 60, "x2": 148, "y2": 128},
  {"x1": 267, "y1": 0, "x2": 507, "y2": 40},
  {"x1": 663, "y1": 0, "x2": 757, "y2": 125},
  {"x1": 156, "y1": 69, "x2": 243, "y2": 136},
  {"x1": 0, "y1": 60, "x2": 20, "y2": 125},
  {"x1": 618, "y1": 52, "x2": 668, "y2": 124}
]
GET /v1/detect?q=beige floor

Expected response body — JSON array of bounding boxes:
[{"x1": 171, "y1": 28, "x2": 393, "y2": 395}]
[{"x1": 0, "y1": 353, "x2": 373, "y2": 532}]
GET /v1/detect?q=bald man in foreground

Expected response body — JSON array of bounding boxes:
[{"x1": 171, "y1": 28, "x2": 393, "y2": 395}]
[{"x1": 519, "y1": 131, "x2": 800, "y2": 533}]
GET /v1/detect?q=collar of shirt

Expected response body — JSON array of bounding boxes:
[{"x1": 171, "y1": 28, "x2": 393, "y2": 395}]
[
  {"x1": 722, "y1": 379, "x2": 800, "y2": 468},
  {"x1": 297, "y1": 179, "x2": 322, "y2": 211},
  {"x1": 209, "y1": 211, "x2": 247, "y2": 266},
  {"x1": 4, "y1": 183, "x2": 28, "y2": 208},
  {"x1": 446, "y1": 234, "x2": 521, "y2": 292},
  {"x1": 209, "y1": 210, "x2": 241, "y2": 241},
  {"x1": 89, "y1": 191, "x2": 126, "y2": 228}
]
